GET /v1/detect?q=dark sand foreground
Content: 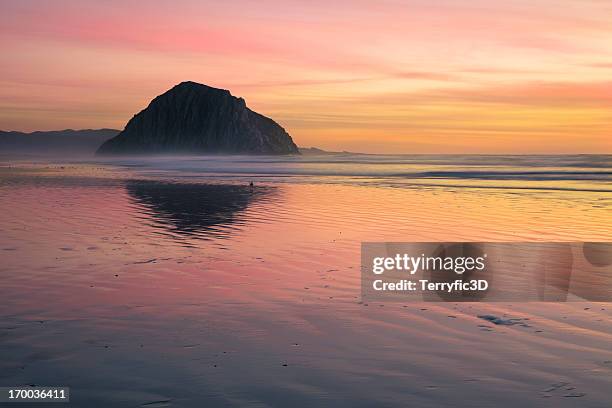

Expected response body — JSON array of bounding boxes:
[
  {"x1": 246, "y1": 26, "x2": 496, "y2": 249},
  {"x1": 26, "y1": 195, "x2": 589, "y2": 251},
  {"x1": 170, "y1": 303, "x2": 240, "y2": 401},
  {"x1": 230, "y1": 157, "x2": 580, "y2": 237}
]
[{"x1": 1, "y1": 156, "x2": 611, "y2": 407}]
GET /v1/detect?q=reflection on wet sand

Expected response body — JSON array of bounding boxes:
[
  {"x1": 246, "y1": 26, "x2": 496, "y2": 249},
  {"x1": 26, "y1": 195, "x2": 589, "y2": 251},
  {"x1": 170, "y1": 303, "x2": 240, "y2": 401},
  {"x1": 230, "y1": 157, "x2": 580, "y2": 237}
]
[
  {"x1": 126, "y1": 180, "x2": 275, "y2": 239},
  {"x1": 1, "y1": 161, "x2": 611, "y2": 408}
]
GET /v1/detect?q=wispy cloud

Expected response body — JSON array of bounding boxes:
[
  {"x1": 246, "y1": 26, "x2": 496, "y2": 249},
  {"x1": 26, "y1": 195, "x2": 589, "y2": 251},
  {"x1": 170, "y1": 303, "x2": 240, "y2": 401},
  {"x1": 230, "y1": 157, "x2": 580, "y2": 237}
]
[{"x1": 1, "y1": 0, "x2": 611, "y2": 152}]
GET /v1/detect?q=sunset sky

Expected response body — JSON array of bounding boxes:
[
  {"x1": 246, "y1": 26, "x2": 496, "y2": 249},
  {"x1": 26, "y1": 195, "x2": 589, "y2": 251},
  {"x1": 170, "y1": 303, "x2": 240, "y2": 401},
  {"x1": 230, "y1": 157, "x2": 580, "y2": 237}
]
[{"x1": 1, "y1": 0, "x2": 611, "y2": 153}]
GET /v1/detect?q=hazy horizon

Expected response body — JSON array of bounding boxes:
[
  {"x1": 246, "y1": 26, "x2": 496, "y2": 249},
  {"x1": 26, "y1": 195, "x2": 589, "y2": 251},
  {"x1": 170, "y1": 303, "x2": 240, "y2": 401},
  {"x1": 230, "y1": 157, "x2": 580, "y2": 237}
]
[
  {"x1": 2, "y1": 126, "x2": 612, "y2": 156},
  {"x1": 2, "y1": 125, "x2": 612, "y2": 155}
]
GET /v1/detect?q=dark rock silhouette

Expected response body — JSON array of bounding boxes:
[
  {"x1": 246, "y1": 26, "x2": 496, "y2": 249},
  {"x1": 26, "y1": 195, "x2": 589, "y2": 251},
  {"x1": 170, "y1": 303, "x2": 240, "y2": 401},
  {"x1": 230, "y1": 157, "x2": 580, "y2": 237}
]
[
  {"x1": 298, "y1": 147, "x2": 329, "y2": 155},
  {"x1": 97, "y1": 81, "x2": 299, "y2": 155},
  {"x1": 298, "y1": 146, "x2": 358, "y2": 155}
]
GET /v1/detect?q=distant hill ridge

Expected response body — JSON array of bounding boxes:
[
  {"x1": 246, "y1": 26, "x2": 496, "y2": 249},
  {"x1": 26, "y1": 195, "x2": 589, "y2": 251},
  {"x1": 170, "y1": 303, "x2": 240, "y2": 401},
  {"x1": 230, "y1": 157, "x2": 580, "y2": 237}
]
[{"x1": 0, "y1": 129, "x2": 118, "y2": 155}]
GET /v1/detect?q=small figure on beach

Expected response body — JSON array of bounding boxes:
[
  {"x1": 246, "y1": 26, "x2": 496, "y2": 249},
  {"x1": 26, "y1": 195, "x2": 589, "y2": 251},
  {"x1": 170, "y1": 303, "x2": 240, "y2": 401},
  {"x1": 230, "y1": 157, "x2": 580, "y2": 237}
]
[{"x1": 249, "y1": 181, "x2": 254, "y2": 187}]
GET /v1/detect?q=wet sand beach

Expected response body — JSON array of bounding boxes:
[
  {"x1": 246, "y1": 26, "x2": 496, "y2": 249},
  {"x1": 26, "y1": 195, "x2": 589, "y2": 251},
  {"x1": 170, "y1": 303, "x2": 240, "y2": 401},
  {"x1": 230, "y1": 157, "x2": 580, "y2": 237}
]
[{"x1": 1, "y1": 155, "x2": 611, "y2": 407}]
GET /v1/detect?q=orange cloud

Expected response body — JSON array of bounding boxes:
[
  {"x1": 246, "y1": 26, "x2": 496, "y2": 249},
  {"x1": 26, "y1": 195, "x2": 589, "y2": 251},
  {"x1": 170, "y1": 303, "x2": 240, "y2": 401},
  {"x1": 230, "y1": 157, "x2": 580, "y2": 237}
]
[{"x1": 1, "y1": 0, "x2": 611, "y2": 152}]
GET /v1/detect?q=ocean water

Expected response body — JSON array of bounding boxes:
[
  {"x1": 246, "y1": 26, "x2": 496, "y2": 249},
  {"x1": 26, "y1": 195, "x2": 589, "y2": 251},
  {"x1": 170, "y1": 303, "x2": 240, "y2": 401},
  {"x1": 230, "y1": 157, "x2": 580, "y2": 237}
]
[
  {"x1": 94, "y1": 153, "x2": 612, "y2": 190},
  {"x1": 1, "y1": 154, "x2": 611, "y2": 407}
]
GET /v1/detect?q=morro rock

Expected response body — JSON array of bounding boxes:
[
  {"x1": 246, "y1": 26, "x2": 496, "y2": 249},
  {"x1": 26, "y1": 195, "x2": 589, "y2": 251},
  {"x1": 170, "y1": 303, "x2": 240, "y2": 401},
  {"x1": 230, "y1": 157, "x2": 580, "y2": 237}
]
[{"x1": 96, "y1": 81, "x2": 299, "y2": 155}]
